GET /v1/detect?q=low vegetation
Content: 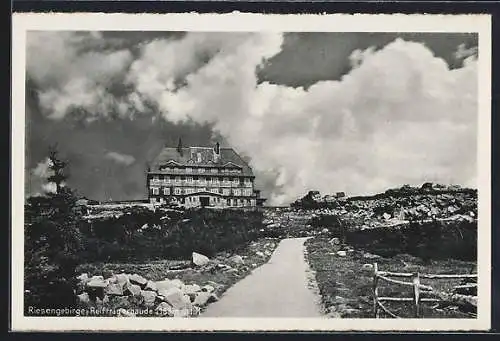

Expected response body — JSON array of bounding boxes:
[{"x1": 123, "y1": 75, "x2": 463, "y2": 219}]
[{"x1": 305, "y1": 236, "x2": 476, "y2": 318}]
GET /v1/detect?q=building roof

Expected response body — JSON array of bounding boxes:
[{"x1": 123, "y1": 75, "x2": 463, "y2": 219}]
[{"x1": 150, "y1": 146, "x2": 254, "y2": 176}]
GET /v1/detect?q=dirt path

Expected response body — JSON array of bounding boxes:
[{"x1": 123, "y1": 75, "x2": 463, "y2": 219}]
[{"x1": 201, "y1": 237, "x2": 324, "y2": 317}]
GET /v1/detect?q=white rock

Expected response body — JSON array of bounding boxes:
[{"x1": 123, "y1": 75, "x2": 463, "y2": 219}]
[
  {"x1": 362, "y1": 264, "x2": 374, "y2": 271},
  {"x1": 77, "y1": 292, "x2": 90, "y2": 304},
  {"x1": 155, "y1": 279, "x2": 177, "y2": 291},
  {"x1": 229, "y1": 255, "x2": 245, "y2": 265},
  {"x1": 140, "y1": 290, "x2": 157, "y2": 307},
  {"x1": 192, "y1": 252, "x2": 210, "y2": 266},
  {"x1": 87, "y1": 278, "x2": 109, "y2": 288},
  {"x1": 336, "y1": 251, "x2": 347, "y2": 257},
  {"x1": 183, "y1": 284, "x2": 201, "y2": 295},
  {"x1": 105, "y1": 283, "x2": 124, "y2": 296},
  {"x1": 155, "y1": 302, "x2": 174, "y2": 317},
  {"x1": 163, "y1": 287, "x2": 191, "y2": 310},
  {"x1": 201, "y1": 285, "x2": 215, "y2": 293},
  {"x1": 129, "y1": 274, "x2": 147, "y2": 286},
  {"x1": 77, "y1": 273, "x2": 89, "y2": 282},
  {"x1": 145, "y1": 280, "x2": 157, "y2": 291},
  {"x1": 125, "y1": 283, "x2": 141, "y2": 296},
  {"x1": 193, "y1": 291, "x2": 218, "y2": 306}
]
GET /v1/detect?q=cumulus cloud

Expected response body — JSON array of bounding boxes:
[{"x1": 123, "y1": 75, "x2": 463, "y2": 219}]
[
  {"x1": 27, "y1": 32, "x2": 478, "y2": 205},
  {"x1": 27, "y1": 31, "x2": 134, "y2": 120},
  {"x1": 126, "y1": 36, "x2": 477, "y2": 204},
  {"x1": 30, "y1": 158, "x2": 57, "y2": 194},
  {"x1": 105, "y1": 151, "x2": 136, "y2": 166},
  {"x1": 454, "y1": 43, "x2": 478, "y2": 60}
]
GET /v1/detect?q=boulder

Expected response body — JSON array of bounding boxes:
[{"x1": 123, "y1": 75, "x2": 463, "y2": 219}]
[
  {"x1": 382, "y1": 213, "x2": 391, "y2": 220},
  {"x1": 229, "y1": 255, "x2": 245, "y2": 265},
  {"x1": 363, "y1": 252, "x2": 381, "y2": 259},
  {"x1": 362, "y1": 264, "x2": 374, "y2": 271},
  {"x1": 163, "y1": 287, "x2": 191, "y2": 310},
  {"x1": 155, "y1": 279, "x2": 177, "y2": 292},
  {"x1": 155, "y1": 302, "x2": 174, "y2": 317},
  {"x1": 105, "y1": 283, "x2": 124, "y2": 296},
  {"x1": 201, "y1": 284, "x2": 215, "y2": 293},
  {"x1": 77, "y1": 273, "x2": 89, "y2": 283},
  {"x1": 145, "y1": 280, "x2": 157, "y2": 292},
  {"x1": 170, "y1": 279, "x2": 185, "y2": 289},
  {"x1": 183, "y1": 284, "x2": 201, "y2": 301},
  {"x1": 183, "y1": 284, "x2": 201, "y2": 295},
  {"x1": 87, "y1": 277, "x2": 108, "y2": 289},
  {"x1": 77, "y1": 292, "x2": 90, "y2": 304},
  {"x1": 129, "y1": 274, "x2": 148, "y2": 286},
  {"x1": 256, "y1": 251, "x2": 265, "y2": 257},
  {"x1": 124, "y1": 283, "x2": 142, "y2": 297},
  {"x1": 192, "y1": 252, "x2": 210, "y2": 267},
  {"x1": 321, "y1": 228, "x2": 329, "y2": 234},
  {"x1": 140, "y1": 290, "x2": 157, "y2": 307},
  {"x1": 113, "y1": 273, "x2": 129, "y2": 287},
  {"x1": 336, "y1": 251, "x2": 347, "y2": 257},
  {"x1": 193, "y1": 291, "x2": 219, "y2": 306},
  {"x1": 111, "y1": 295, "x2": 131, "y2": 308}
]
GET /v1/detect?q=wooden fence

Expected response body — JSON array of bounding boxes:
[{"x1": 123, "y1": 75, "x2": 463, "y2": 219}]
[{"x1": 372, "y1": 263, "x2": 477, "y2": 318}]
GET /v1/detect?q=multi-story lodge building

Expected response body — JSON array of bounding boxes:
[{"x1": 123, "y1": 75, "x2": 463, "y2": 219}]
[{"x1": 147, "y1": 142, "x2": 265, "y2": 207}]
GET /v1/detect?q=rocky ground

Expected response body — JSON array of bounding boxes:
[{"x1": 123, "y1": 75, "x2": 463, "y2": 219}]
[
  {"x1": 75, "y1": 237, "x2": 279, "y2": 317},
  {"x1": 274, "y1": 183, "x2": 477, "y2": 232}
]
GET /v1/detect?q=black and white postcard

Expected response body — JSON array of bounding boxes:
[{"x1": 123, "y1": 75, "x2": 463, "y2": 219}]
[{"x1": 11, "y1": 12, "x2": 491, "y2": 331}]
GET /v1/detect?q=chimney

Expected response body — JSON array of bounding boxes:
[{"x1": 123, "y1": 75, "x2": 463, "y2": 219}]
[{"x1": 213, "y1": 142, "x2": 221, "y2": 162}]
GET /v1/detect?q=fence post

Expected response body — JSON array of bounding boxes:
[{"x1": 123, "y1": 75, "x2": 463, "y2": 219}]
[
  {"x1": 373, "y1": 262, "x2": 379, "y2": 318},
  {"x1": 413, "y1": 272, "x2": 421, "y2": 318}
]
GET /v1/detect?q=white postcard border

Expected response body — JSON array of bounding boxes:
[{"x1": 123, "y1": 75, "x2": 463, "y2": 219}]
[{"x1": 11, "y1": 12, "x2": 492, "y2": 332}]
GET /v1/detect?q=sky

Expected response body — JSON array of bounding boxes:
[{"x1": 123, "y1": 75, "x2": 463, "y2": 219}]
[{"x1": 25, "y1": 31, "x2": 478, "y2": 205}]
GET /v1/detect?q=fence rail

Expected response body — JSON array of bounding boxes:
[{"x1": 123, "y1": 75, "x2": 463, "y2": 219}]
[{"x1": 372, "y1": 263, "x2": 477, "y2": 318}]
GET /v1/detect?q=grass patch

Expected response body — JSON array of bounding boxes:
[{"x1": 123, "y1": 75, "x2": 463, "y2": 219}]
[{"x1": 305, "y1": 236, "x2": 476, "y2": 318}]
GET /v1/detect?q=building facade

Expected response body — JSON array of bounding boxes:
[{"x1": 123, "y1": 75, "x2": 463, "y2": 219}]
[{"x1": 147, "y1": 142, "x2": 265, "y2": 207}]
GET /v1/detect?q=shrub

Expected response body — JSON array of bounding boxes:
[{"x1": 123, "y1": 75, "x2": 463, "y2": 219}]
[
  {"x1": 24, "y1": 187, "x2": 84, "y2": 314},
  {"x1": 77, "y1": 208, "x2": 264, "y2": 262},
  {"x1": 345, "y1": 219, "x2": 477, "y2": 261}
]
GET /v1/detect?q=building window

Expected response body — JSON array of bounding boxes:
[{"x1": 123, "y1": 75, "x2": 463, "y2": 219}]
[
  {"x1": 223, "y1": 188, "x2": 230, "y2": 196},
  {"x1": 152, "y1": 187, "x2": 159, "y2": 195},
  {"x1": 186, "y1": 176, "x2": 193, "y2": 184},
  {"x1": 163, "y1": 188, "x2": 170, "y2": 195},
  {"x1": 211, "y1": 168, "x2": 218, "y2": 173},
  {"x1": 199, "y1": 167, "x2": 205, "y2": 173},
  {"x1": 175, "y1": 177, "x2": 181, "y2": 183},
  {"x1": 232, "y1": 177, "x2": 239, "y2": 184},
  {"x1": 233, "y1": 189, "x2": 241, "y2": 196},
  {"x1": 223, "y1": 177, "x2": 229, "y2": 183},
  {"x1": 174, "y1": 188, "x2": 182, "y2": 195},
  {"x1": 153, "y1": 175, "x2": 159, "y2": 181},
  {"x1": 186, "y1": 167, "x2": 192, "y2": 173},
  {"x1": 185, "y1": 188, "x2": 194, "y2": 195}
]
